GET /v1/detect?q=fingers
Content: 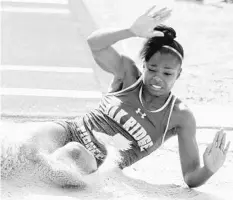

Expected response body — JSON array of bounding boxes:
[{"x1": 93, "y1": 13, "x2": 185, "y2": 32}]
[
  {"x1": 151, "y1": 31, "x2": 164, "y2": 37},
  {"x1": 217, "y1": 130, "x2": 224, "y2": 148},
  {"x1": 212, "y1": 132, "x2": 219, "y2": 150},
  {"x1": 145, "y1": 5, "x2": 171, "y2": 18},
  {"x1": 151, "y1": 8, "x2": 172, "y2": 20},
  {"x1": 212, "y1": 129, "x2": 223, "y2": 147},
  {"x1": 155, "y1": 8, "x2": 172, "y2": 18},
  {"x1": 150, "y1": 7, "x2": 167, "y2": 17},
  {"x1": 145, "y1": 5, "x2": 157, "y2": 15},
  {"x1": 212, "y1": 130, "x2": 231, "y2": 154},
  {"x1": 224, "y1": 141, "x2": 231, "y2": 155},
  {"x1": 219, "y1": 132, "x2": 226, "y2": 150},
  {"x1": 204, "y1": 143, "x2": 212, "y2": 155},
  {"x1": 156, "y1": 10, "x2": 172, "y2": 23}
]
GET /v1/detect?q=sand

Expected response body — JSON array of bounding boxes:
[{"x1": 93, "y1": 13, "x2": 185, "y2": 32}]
[
  {"x1": 1, "y1": 0, "x2": 233, "y2": 199},
  {"x1": 1, "y1": 124, "x2": 233, "y2": 200}
]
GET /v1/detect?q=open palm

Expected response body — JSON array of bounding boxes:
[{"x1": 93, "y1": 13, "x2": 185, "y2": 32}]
[
  {"x1": 203, "y1": 130, "x2": 230, "y2": 173},
  {"x1": 130, "y1": 6, "x2": 172, "y2": 38}
]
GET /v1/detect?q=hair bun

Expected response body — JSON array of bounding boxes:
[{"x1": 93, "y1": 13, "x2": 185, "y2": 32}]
[
  {"x1": 154, "y1": 25, "x2": 176, "y2": 44},
  {"x1": 140, "y1": 25, "x2": 183, "y2": 62}
]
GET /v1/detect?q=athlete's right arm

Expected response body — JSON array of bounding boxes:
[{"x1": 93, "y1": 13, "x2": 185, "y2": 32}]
[
  {"x1": 87, "y1": 28, "x2": 137, "y2": 80},
  {"x1": 87, "y1": 6, "x2": 171, "y2": 80}
]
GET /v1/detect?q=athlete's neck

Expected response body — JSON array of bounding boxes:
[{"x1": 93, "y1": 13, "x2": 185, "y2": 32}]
[{"x1": 141, "y1": 87, "x2": 171, "y2": 110}]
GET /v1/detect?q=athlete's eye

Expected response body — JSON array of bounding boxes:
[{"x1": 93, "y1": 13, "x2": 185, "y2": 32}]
[
  {"x1": 147, "y1": 64, "x2": 157, "y2": 71},
  {"x1": 164, "y1": 73, "x2": 172, "y2": 76},
  {"x1": 148, "y1": 68, "x2": 155, "y2": 71},
  {"x1": 148, "y1": 66, "x2": 157, "y2": 71}
]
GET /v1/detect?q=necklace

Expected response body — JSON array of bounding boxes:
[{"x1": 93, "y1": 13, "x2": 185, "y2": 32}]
[{"x1": 139, "y1": 85, "x2": 173, "y2": 113}]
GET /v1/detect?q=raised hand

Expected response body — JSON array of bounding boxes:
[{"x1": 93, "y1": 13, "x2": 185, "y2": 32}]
[
  {"x1": 203, "y1": 129, "x2": 230, "y2": 173},
  {"x1": 130, "y1": 6, "x2": 172, "y2": 38}
]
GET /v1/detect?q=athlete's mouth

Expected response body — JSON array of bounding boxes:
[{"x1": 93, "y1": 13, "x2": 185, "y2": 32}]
[
  {"x1": 151, "y1": 84, "x2": 162, "y2": 90},
  {"x1": 151, "y1": 77, "x2": 163, "y2": 90}
]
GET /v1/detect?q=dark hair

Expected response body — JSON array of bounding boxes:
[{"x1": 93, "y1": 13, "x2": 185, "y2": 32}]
[{"x1": 140, "y1": 25, "x2": 184, "y2": 63}]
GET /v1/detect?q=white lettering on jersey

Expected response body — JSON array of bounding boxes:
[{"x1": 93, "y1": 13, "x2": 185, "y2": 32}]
[
  {"x1": 101, "y1": 101, "x2": 154, "y2": 152},
  {"x1": 78, "y1": 125, "x2": 105, "y2": 159},
  {"x1": 114, "y1": 109, "x2": 128, "y2": 123},
  {"x1": 132, "y1": 127, "x2": 147, "y2": 141},
  {"x1": 108, "y1": 106, "x2": 118, "y2": 118},
  {"x1": 140, "y1": 141, "x2": 154, "y2": 151},
  {"x1": 123, "y1": 117, "x2": 137, "y2": 131},
  {"x1": 138, "y1": 135, "x2": 152, "y2": 147},
  {"x1": 128, "y1": 123, "x2": 141, "y2": 135}
]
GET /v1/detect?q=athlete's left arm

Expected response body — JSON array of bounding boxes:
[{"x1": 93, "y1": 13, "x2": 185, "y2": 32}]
[{"x1": 177, "y1": 106, "x2": 230, "y2": 188}]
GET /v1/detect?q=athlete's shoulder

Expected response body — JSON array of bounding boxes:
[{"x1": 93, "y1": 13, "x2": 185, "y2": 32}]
[
  {"x1": 172, "y1": 98, "x2": 196, "y2": 128},
  {"x1": 121, "y1": 55, "x2": 142, "y2": 87},
  {"x1": 108, "y1": 56, "x2": 142, "y2": 93},
  {"x1": 122, "y1": 55, "x2": 141, "y2": 78}
]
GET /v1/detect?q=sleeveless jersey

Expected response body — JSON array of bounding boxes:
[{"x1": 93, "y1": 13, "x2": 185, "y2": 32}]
[{"x1": 66, "y1": 76, "x2": 177, "y2": 169}]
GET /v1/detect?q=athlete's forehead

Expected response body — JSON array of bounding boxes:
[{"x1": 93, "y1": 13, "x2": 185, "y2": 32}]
[{"x1": 147, "y1": 52, "x2": 181, "y2": 70}]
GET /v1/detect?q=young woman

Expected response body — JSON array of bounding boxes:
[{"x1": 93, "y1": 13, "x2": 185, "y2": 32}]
[{"x1": 1, "y1": 6, "x2": 230, "y2": 188}]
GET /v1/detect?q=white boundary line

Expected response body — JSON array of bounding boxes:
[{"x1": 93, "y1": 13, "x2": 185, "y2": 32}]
[
  {"x1": 0, "y1": 88, "x2": 102, "y2": 98},
  {"x1": 1, "y1": 6, "x2": 70, "y2": 14},
  {"x1": 0, "y1": 65, "x2": 94, "y2": 73},
  {"x1": 2, "y1": 0, "x2": 67, "y2": 4}
]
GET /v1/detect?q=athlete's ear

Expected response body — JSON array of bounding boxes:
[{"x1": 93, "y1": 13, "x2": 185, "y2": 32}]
[{"x1": 142, "y1": 62, "x2": 146, "y2": 69}]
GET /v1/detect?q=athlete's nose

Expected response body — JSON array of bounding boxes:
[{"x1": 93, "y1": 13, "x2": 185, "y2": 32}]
[{"x1": 152, "y1": 76, "x2": 163, "y2": 86}]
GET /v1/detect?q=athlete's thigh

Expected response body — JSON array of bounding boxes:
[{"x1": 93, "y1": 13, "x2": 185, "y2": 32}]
[{"x1": 24, "y1": 121, "x2": 69, "y2": 153}]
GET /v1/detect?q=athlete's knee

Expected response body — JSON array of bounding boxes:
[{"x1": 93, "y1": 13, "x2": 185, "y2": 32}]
[
  {"x1": 56, "y1": 142, "x2": 97, "y2": 174},
  {"x1": 58, "y1": 142, "x2": 87, "y2": 160}
]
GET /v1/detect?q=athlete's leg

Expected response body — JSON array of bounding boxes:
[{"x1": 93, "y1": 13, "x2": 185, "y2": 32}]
[
  {"x1": 52, "y1": 141, "x2": 97, "y2": 174},
  {"x1": 22, "y1": 121, "x2": 69, "y2": 158},
  {"x1": 35, "y1": 141, "x2": 98, "y2": 187},
  {"x1": 1, "y1": 121, "x2": 69, "y2": 179},
  {"x1": 1, "y1": 121, "x2": 97, "y2": 187}
]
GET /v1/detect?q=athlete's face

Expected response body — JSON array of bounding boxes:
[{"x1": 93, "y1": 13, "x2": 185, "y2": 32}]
[{"x1": 142, "y1": 52, "x2": 182, "y2": 96}]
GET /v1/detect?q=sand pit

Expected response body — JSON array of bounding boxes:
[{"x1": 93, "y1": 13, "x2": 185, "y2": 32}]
[{"x1": 1, "y1": 123, "x2": 232, "y2": 200}]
